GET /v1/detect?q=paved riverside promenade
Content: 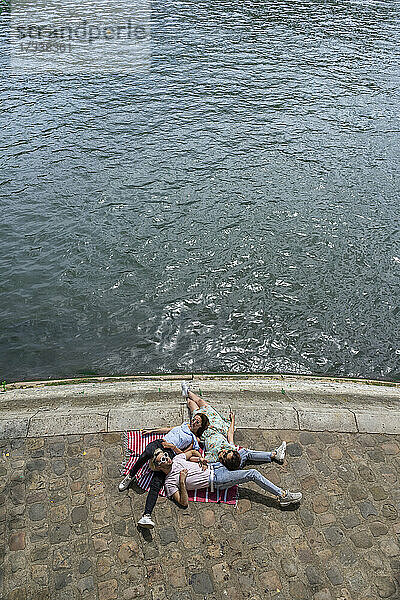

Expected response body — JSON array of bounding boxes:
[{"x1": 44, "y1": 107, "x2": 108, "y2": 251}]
[{"x1": 1, "y1": 376, "x2": 400, "y2": 600}]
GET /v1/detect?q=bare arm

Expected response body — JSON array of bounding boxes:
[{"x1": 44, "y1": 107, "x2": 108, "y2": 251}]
[
  {"x1": 183, "y1": 449, "x2": 202, "y2": 461},
  {"x1": 171, "y1": 470, "x2": 189, "y2": 507},
  {"x1": 185, "y1": 449, "x2": 208, "y2": 470},
  {"x1": 143, "y1": 427, "x2": 173, "y2": 435},
  {"x1": 227, "y1": 411, "x2": 235, "y2": 444},
  {"x1": 162, "y1": 440, "x2": 194, "y2": 455},
  {"x1": 162, "y1": 441, "x2": 182, "y2": 454}
]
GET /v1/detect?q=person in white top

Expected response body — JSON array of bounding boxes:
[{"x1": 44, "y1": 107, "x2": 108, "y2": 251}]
[{"x1": 151, "y1": 448, "x2": 302, "y2": 507}]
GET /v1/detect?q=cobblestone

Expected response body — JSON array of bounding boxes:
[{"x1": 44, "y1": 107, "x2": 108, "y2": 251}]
[
  {"x1": 359, "y1": 500, "x2": 378, "y2": 518},
  {"x1": 8, "y1": 532, "x2": 26, "y2": 551},
  {"x1": 1, "y1": 429, "x2": 400, "y2": 599}
]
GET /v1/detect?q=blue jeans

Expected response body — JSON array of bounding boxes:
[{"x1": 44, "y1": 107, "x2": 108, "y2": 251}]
[
  {"x1": 239, "y1": 448, "x2": 272, "y2": 467},
  {"x1": 211, "y1": 458, "x2": 283, "y2": 498}
]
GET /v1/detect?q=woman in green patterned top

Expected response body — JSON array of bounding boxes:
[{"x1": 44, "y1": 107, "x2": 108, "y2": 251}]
[{"x1": 183, "y1": 383, "x2": 286, "y2": 466}]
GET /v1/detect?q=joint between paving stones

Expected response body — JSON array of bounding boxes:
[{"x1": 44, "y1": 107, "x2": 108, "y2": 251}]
[
  {"x1": 26, "y1": 409, "x2": 41, "y2": 439},
  {"x1": 106, "y1": 410, "x2": 111, "y2": 433},
  {"x1": 294, "y1": 406, "x2": 301, "y2": 431},
  {"x1": 348, "y1": 408, "x2": 360, "y2": 433}
]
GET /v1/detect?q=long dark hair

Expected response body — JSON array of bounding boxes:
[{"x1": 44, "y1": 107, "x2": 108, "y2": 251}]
[
  {"x1": 221, "y1": 450, "x2": 241, "y2": 471},
  {"x1": 196, "y1": 413, "x2": 209, "y2": 437}
]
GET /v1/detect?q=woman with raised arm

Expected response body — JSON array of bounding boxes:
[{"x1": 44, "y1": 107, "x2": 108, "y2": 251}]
[{"x1": 182, "y1": 382, "x2": 287, "y2": 469}]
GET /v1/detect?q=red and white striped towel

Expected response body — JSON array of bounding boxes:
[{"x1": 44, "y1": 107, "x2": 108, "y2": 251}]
[{"x1": 121, "y1": 430, "x2": 238, "y2": 505}]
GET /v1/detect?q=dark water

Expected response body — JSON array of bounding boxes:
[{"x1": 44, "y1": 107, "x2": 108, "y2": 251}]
[{"x1": 1, "y1": 0, "x2": 400, "y2": 382}]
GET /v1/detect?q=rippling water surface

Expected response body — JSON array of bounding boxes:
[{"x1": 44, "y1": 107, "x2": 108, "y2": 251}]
[{"x1": 1, "y1": 0, "x2": 399, "y2": 382}]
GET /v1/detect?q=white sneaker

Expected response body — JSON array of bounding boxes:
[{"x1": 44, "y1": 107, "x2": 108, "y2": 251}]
[
  {"x1": 274, "y1": 441, "x2": 286, "y2": 464},
  {"x1": 279, "y1": 490, "x2": 302, "y2": 506},
  {"x1": 181, "y1": 381, "x2": 190, "y2": 398},
  {"x1": 118, "y1": 474, "x2": 133, "y2": 492},
  {"x1": 138, "y1": 514, "x2": 155, "y2": 529}
]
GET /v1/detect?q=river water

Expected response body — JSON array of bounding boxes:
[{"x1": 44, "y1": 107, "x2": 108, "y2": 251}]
[{"x1": 1, "y1": 0, "x2": 399, "y2": 382}]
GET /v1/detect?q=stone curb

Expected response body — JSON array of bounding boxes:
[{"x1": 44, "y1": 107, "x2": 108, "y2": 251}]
[
  {"x1": 5, "y1": 372, "x2": 400, "y2": 390},
  {"x1": 0, "y1": 376, "x2": 399, "y2": 438}
]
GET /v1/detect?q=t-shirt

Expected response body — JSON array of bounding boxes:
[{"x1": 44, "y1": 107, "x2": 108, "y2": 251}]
[
  {"x1": 163, "y1": 423, "x2": 200, "y2": 451},
  {"x1": 164, "y1": 454, "x2": 210, "y2": 497}
]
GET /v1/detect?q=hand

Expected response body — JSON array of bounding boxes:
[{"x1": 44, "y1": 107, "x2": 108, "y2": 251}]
[
  {"x1": 180, "y1": 469, "x2": 188, "y2": 480},
  {"x1": 199, "y1": 458, "x2": 208, "y2": 471},
  {"x1": 229, "y1": 411, "x2": 235, "y2": 421}
]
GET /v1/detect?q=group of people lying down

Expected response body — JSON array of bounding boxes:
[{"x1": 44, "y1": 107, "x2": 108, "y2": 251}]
[{"x1": 119, "y1": 383, "x2": 302, "y2": 529}]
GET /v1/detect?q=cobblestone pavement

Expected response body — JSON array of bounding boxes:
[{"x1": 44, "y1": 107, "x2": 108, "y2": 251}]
[{"x1": 1, "y1": 429, "x2": 400, "y2": 600}]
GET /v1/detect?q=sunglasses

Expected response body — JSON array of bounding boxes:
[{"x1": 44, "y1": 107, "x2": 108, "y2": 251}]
[{"x1": 155, "y1": 451, "x2": 170, "y2": 465}]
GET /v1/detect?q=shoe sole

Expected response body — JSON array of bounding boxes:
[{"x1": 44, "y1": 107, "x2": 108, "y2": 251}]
[
  {"x1": 138, "y1": 522, "x2": 154, "y2": 529},
  {"x1": 280, "y1": 497, "x2": 302, "y2": 506},
  {"x1": 275, "y1": 444, "x2": 286, "y2": 463}
]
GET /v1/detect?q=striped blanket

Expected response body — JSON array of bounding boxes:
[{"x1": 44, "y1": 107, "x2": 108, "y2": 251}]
[{"x1": 121, "y1": 430, "x2": 238, "y2": 505}]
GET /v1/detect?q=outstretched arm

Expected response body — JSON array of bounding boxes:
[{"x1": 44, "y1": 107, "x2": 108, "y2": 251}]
[
  {"x1": 143, "y1": 427, "x2": 173, "y2": 435},
  {"x1": 161, "y1": 441, "x2": 193, "y2": 455},
  {"x1": 227, "y1": 411, "x2": 235, "y2": 444},
  {"x1": 183, "y1": 449, "x2": 202, "y2": 460},
  {"x1": 172, "y1": 470, "x2": 189, "y2": 507}
]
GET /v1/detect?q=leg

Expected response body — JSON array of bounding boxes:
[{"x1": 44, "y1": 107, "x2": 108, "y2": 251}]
[
  {"x1": 240, "y1": 443, "x2": 287, "y2": 466},
  {"x1": 214, "y1": 466, "x2": 283, "y2": 497},
  {"x1": 138, "y1": 449, "x2": 174, "y2": 528},
  {"x1": 187, "y1": 389, "x2": 209, "y2": 409},
  {"x1": 143, "y1": 470, "x2": 166, "y2": 515},
  {"x1": 187, "y1": 398, "x2": 199, "y2": 414},
  {"x1": 119, "y1": 439, "x2": 163, "y2": 492},
  {"x1": 239, "y1": 448, "x2": 272, "y2": 467}
]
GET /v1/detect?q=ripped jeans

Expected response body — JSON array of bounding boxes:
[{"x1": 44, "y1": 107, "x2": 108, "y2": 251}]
[{"x1": 211, "y1": 448, "x2": 283, "y2": 497}]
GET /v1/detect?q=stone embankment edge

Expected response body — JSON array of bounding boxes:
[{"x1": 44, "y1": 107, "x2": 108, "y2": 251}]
[
  {"x1": 0, "y1": 374, "x2": 399, "y2": 439},
  {"x1": 5, "y1": 372, "x2": 400, "y2": 390}
]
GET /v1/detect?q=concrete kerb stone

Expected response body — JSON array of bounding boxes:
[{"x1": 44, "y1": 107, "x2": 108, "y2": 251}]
[
  {"x1": 108, "y1": 405, "x2": 182, "y2": 431},
  {"x1": 7, "y1": 373, "x2": 191, "y2": 390},
  {"x1": 192, "y1": 374, "x2": 400, "y2": 395},
  {"x1": 354, "y1": 409, "x2": 400, "y2": 434},
  {"x1": 0, "y1": 382, "x2": 189, "y2": 418},
  {"x1": 1, "y1": 376, "x2": 399, "y2": 437},
  {"x1": 234, "y1": 405, "x2": 299, "y2": 430},
  {"x1": 27, "y1": 408, "x2": 108, "y2": 437},
  {"x1": 295, "y1": 407, "x2": 358, "y2": 433},
  {"x1": 0, "y1": 413, "x2": 32, "y2": 439}
]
